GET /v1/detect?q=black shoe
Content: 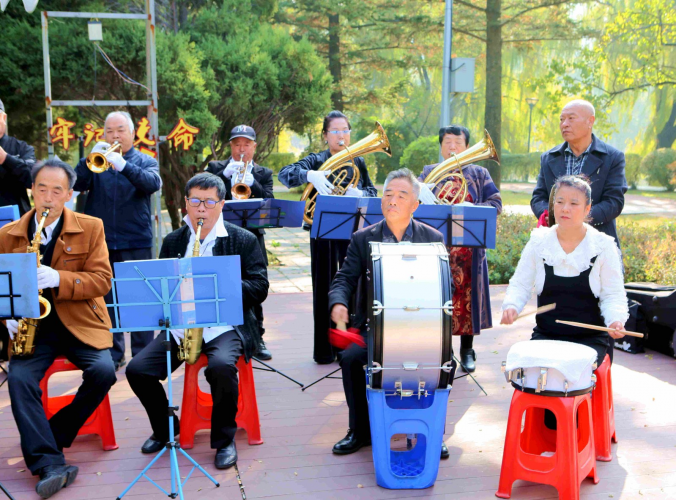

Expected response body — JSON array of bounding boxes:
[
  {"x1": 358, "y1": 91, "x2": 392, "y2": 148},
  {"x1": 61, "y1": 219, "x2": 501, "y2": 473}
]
[
  {"x1": 441, "y1": 442, "x2": 449, "y2": 459},
  {"x1": 114, "y1": 356, "x2": 127, "y2": 372},
  {"x1": 315, "y1": 355, "x2": 336, "y2": 365},
  {"x1": 141, "y1": 422, "x2": 180, "y2": 454},
  {"x1": 215, "y1": 441, "x2": 237, "y2": 469},
  {"x1": 459, "y1": 348, "x2": 476, "y2": 373},
  {"x1": 332, "y1": 429, "x2": 370, "y2": 455},
  {"x1": 256, "y1": 341, "x2": 272, "y2": 361},
  {"x1": 35, "y1": 465, "x2": 78, "y2": 499}
]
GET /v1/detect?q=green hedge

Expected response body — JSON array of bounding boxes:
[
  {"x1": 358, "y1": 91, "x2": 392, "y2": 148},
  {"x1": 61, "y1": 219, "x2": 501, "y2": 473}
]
[
  {"x1": 641, "y1": 148, "x2": 676, "y2": 190},
  {"x1": 400, "y1": 136, "x2": 439, "y2": 174},
  {"x1": 487, "y1": 213, "x2": 676, "y2": 285}
]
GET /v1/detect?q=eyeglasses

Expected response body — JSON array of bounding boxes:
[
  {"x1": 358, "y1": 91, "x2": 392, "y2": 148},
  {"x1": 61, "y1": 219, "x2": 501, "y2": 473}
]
[
  {"x1": 327, "y1": 129, "x2": 351, "y2": 135},
  {"x1": 187, "y1": 198, "x2": 219, "y2": 209}
]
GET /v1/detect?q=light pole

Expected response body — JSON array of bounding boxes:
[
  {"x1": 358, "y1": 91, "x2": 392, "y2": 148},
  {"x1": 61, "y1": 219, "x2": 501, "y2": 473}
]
[
  {"x1": 526, "y1": 97, "x2": 539, "y2": 153},
  {"x1": 439, "y1": 0, "x2": 453, "y2": 161}
]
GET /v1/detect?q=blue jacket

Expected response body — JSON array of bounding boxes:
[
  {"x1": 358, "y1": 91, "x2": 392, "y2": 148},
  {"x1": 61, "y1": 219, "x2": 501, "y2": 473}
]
[{"x1": 74, "y1": 147, "x2": 162, "y2": 250}]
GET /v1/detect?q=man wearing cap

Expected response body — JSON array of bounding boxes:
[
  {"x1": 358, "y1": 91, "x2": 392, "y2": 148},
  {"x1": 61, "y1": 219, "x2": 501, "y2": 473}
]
[
  {"x1": 0, "y1": 98, "x2": 36, "y2": 215},
  {"x1": 74, "y1": 111, "x2": 162, "y2": 370},
  {"x1": 206, "y1": 125, "x2": 274, "y2": 360}
]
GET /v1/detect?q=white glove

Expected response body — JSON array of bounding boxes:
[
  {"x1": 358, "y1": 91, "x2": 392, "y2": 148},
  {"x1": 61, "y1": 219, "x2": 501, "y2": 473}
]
[
  {"x1": 37, "y1": 266, "x2": 60, "y2": 289},
  {"x1": 91, "y1": 142, "x2": 111, "y2": 155},
  {"x1": 107, "y1": 152, "x2": 126, "y2": 172},
  {"x1": 306, "y1": 170, "x2": 334, "y2": 196},
  {"x1": 345, "y1": 186, "x2": 364, "y2": 197},
  {"x1": 243, "y1": 173, "x2": 254, "y2": 187},
  {"x1": 6, "y1": 320, "x2": 18, "y2": 340},
  {"x1": 418, "y1": 183, "x2": 437, "y2": 205},
  {"x1": 170, "y1": 329, "x2": 185, "y2": 344},
  {"x1": 224, "y1": 161, "x2": 243, "y2": 179}
]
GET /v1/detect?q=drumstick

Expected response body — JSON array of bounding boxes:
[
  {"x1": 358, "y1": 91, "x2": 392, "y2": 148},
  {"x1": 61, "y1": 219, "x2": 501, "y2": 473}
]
[
  {"x1": 336, "y1": 321, "x2": 347, "y2": 332},
  {"x1": 516, "y1": 303, "x2": 556, "y2": 320},
  {"x1": 555, "y1": 319, "x2": 644, "y2": 338}
]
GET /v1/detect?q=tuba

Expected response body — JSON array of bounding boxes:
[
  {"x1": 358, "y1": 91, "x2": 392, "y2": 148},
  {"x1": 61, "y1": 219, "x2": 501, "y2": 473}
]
[
  {"x1": 12, "y1": 209, "x2": 52, "y2": 357},
  {"x1": 231, "y1": 154, "x2": 254, "y2": 200},
  {"x1": 177, "y1": 218, "x2": 205, "y2": 365},
  {"x1": 422, "y1": 129, "x2": 500, "y2": 204},
  {"x1": 86, "y1": 142, "x2": 122, "y2": 174},
  {"x1": 300, "y1": 121, "x2": 392, "y2": 225}
]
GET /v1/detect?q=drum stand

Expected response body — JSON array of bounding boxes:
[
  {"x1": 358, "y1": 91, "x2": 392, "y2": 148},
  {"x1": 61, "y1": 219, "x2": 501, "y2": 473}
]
[
  {"x1": 252, "y1": 356, "x2": 304, "y2": 388},
  {"x1": 0, "y1": 481, "x2": 16, "y2": 500}
]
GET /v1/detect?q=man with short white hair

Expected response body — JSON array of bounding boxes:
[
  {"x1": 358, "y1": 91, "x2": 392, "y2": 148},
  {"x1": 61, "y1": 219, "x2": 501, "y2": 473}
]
[
  {"x1": 74, "y1": 111, "x2": 162, "y2": 369},
  {"x1": 531, "y1": 99, "x2": 627, "y2": 245}
]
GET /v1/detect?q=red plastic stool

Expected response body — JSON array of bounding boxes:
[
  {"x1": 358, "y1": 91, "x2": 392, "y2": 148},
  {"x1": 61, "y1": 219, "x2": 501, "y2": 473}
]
[
  {"x1": 180, "y1": 354, "x2": 263, "y2": 449},
  {"x1": 592, "y1": 354, "x2": 616, "y2": 462},
  {"x1": 40, "y1": 356, "x2": 118, "y2": 451},
  {"x1": 496, "y1": 389, "x2": 598, "y2": 500}
]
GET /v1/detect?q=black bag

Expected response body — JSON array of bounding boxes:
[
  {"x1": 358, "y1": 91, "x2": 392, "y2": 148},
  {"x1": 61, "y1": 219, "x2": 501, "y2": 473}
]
[
  {"x1": 625, "y1": 283, "x2": 676, "y2": 358},
  {"x1": 613, "y1": 299, "x2": 645, "y2": 354}
]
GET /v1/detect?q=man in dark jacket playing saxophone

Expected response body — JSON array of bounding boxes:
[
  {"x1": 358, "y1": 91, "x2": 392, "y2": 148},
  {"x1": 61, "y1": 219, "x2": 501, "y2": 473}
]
[{"x1": 126, "y1": 173, "x2": 269, "y2": 470}]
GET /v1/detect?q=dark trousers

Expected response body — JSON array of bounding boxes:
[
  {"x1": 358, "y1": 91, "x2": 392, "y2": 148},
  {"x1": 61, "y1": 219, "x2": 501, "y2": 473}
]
[
  {"x1": 339, "y1": 344, "x2": 370, "y2": 441},
  {"x1": 253, "y1": 232, "x2": 267, "y2": 338},
  {"x1": 310, "y1": 238, "x2": 349, "y2": 362},
  {"x1": 126, "y1": 330, "x2": 243, "y2": 449},
  {"x1": 8, "y1": 328, "x2": 116, "y2": 474},
  {"x1": 106, "y1": 247, "x2": 155, "y2": 362}
]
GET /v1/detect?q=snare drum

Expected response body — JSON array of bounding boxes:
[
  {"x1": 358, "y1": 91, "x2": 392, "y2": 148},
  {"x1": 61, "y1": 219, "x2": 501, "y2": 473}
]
[
  {"x1": 502, "y1": 340, "x2": 598, "y2": 396},
  {"x1": 367, "y1": 242, "x2": 454, "y2": 396}
]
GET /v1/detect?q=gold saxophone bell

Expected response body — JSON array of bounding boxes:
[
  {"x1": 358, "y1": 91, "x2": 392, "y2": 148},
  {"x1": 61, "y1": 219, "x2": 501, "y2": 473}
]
[
  {"x1": 300, "y1": 121, "x2": 392, "y2": 225},
  {"x1": 231, "y1": 154, "x2": 254, "y2": 200},
  {"x1": 422, "y1": 129, "x2": 500, "y2": 205},
  {"x1": 12, "y1": 209, "x2": 52, "y2": 357},
  {"x1": 178, "y1": 218, "x2": 205, "y2": 365},
  {"x1": 86, "y1": 142, "x2": 122, "y2": 174}
]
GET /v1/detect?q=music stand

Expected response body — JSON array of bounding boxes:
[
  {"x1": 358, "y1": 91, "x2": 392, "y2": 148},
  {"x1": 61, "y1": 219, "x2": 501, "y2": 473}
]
[
  {"x1": 0, "y1": 255, "x2": 40, "y2": 500},
  {"x1": 0, "y1": 205, "x2": 19, "y2": 230},
  {"x1": 110, "y1": 257, "x2": 243, "y2": 500},
  {"x1": 221, "y1": 200, "x2": 307, "y2": 388}
]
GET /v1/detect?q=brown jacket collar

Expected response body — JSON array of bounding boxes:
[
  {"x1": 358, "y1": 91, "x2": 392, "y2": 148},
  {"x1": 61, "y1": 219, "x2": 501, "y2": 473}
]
[{"x1": 8, "y1": 207, "x2": 84, "y2": 241}]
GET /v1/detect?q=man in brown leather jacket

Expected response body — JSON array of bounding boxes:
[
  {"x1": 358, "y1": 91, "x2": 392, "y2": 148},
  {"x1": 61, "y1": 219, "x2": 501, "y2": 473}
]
[{"x1": 1, "y1": 159, "x2": 116, "y2": 499}]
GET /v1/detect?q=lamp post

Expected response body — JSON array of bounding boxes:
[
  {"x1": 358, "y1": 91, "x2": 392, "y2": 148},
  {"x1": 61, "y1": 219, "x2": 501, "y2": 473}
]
[{"x1": 526, "y1": 97, "x2": 539, "y2": 153}]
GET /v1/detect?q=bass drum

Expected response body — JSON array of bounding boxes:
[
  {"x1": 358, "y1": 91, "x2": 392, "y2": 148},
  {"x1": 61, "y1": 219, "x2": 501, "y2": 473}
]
[{"x1": 367, "y1": 242, "x2": 454, "y2": 394}]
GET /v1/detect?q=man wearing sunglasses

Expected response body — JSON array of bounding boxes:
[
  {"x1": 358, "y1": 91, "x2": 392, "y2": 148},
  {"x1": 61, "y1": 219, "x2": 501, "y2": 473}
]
[{"x1": 125, "y1": 172, "x2": 269, "y2": 470}]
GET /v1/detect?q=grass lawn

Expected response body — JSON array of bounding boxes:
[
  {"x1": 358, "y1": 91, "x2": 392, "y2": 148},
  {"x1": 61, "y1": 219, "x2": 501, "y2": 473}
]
[
  {"x1": 617, "y1": 214, "x2": 673, "y2": 227},
  {"x1": 626, "y1": 188, "x2": 676, "y2": 200},
  {"x1": 499, "y1": 189, "x2": 532, "y2": 206}
]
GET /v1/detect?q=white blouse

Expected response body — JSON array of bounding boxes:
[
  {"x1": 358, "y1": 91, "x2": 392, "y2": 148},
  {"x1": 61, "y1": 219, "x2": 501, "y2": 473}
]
[{"x1": 501, "y1": 224, "x2": 628, "y2": 327}]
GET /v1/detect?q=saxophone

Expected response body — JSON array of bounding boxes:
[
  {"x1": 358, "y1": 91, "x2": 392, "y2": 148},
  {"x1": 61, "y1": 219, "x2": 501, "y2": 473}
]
[
  {"x1": 12, "y1": 209, "x2": 52, "y2": 357},
  {"x1": 178, "y1": 218, "x2": 204, "y2": 365}
]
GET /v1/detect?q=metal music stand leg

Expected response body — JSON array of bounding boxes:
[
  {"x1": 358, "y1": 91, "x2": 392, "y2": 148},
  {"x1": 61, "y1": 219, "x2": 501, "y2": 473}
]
[
  {"x1": 301, "y1": 367, "x2": 342, "y2": 392},
  {"x1": 0, "y1": 480, "x2": 16, "y2": 500},
  {"x1": 0, "y1": 362, "x2": 8, "y2": 389},
  {"x1": 452, "y1": 354, "x2": 488, "y2": 396},
  {"x1": 252, "y1": 356, "x2": 305, "y2": 388},
  {"x1": 116, "y1": 324, "x2": 220, "y2": 500}
]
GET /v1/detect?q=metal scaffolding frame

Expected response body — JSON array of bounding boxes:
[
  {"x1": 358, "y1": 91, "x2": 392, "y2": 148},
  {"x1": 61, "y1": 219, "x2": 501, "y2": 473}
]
[{"x1": 42, "y1": 2, "x2": 163, "y2": 256}]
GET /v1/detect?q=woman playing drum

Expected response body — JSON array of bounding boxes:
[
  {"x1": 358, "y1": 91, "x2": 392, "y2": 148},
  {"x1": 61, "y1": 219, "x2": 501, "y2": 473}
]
[{"x1": 500, "y1": 175, "x2": 627, "y2": 365}]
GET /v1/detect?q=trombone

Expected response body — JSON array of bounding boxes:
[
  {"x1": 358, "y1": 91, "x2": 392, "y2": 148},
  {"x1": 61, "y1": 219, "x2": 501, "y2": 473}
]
[{"x1": 86, "y1": 142, "x2": 122, "y2": 174}]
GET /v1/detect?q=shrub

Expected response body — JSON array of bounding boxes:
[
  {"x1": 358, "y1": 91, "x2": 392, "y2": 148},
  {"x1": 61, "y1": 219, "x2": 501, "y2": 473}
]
[
  {"x1": 624, "y1": 153, "x2": 643, "y2": 189},
  {"x1": 487, "y1": 213, "x2": 676, "y2": 286},
  {"x1": 400, "y1": 136, "x2": 439, "y2": 174},
  {"x1": 640, "y1": 148, "x2": 676, "y2": 189},
  {"x1": 265, "y1": 152, "x2": 297, "y2": 174}
]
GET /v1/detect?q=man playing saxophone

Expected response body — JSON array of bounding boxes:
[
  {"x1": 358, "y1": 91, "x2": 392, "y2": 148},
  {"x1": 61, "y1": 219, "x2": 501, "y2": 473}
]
[
  {"x1": 126, "y1": 173, "x2": 269, "y2": 470},
  {"x1": 2, "y1": 159, "x2": 116, "y2": 499}
]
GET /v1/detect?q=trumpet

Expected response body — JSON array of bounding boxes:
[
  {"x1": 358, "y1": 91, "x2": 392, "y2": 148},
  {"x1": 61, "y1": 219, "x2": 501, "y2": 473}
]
[
  {"x1": 178, "y1": 218, "x2": 205, "y2": 365},
  {"x1": 231, "y1": 154, "x2": 254, "y2": 200},
  {"x1": 86, "y1": 142, "x2": 122, "y2": 174},
  {"x1": 13, "y1": 209, "x2": 52, "y2": 357}
]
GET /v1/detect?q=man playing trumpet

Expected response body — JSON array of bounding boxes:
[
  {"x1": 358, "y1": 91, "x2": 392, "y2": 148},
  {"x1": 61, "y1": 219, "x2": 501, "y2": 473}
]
[
  {"x1": 74, "y1": 111, "x2": 162, "y2": 370},
  {"x1": 206, "y1": 125, "x2": 274, "y2": 359},
  {"x1": 3, "y1": 159, "x2": 116, "y2": 499},
  {"x1": 125, "y1": 173, "x2": 269, "y2": 470}
]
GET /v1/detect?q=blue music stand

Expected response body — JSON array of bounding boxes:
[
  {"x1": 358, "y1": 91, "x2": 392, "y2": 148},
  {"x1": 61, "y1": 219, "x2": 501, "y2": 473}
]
[
  {"x1": 0, "y1": 205, "x2": 19, "y2": 230},
  {"x1": 222, "y1": 199, "x2": 305, "y2": 229},
  {"x1": 311, "y1": 195, "x2": 382, "y2": 240},
  {"x1": 110, "y1": 257, "x2": 244, "y2": 500}
]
